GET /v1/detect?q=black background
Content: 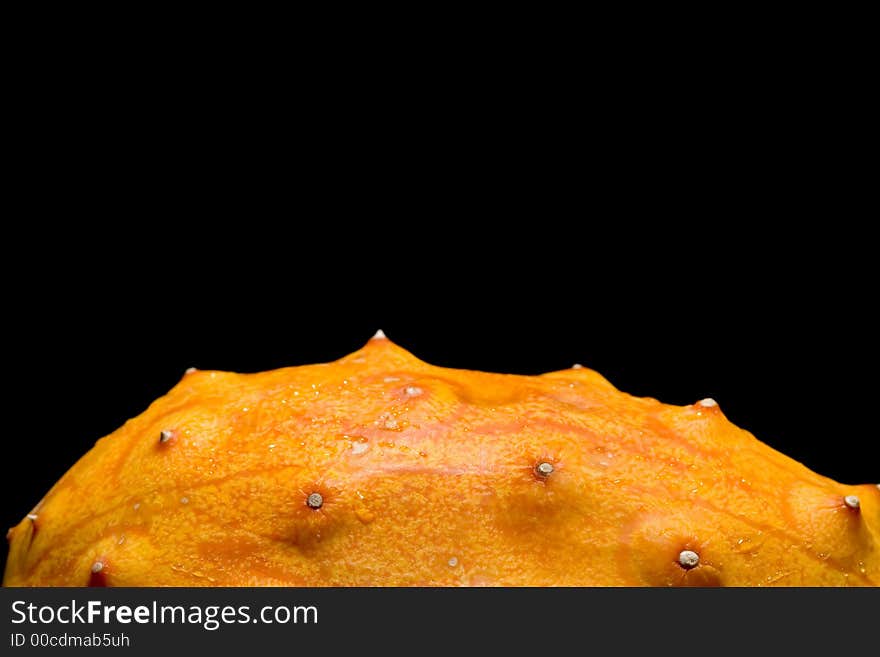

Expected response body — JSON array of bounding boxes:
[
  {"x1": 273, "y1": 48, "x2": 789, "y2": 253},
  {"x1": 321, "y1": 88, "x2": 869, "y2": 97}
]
[{"x1": 3, "y1": 53, "x2": 876, "y2": 574}]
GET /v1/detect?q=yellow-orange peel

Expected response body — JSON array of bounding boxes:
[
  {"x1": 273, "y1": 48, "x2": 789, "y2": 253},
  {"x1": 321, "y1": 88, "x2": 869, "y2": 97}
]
[{"x1": 4, "y1": 334, "x2": 878, "y2": 586}]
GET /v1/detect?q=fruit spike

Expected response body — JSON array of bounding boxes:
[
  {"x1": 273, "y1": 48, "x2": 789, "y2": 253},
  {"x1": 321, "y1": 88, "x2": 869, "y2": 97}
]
[
  {"x1": 306, "y1": 493, "x2": 324, "y2": 510},
  {"x1": 3, "y1": 336, "x2": 878, "y2": 587},
  {"x1": 844, "y1": 495, "x2": 861, "y2": 510},
  {"x1": 678, "y1": 550, "x2": 700, "y2": 569}
]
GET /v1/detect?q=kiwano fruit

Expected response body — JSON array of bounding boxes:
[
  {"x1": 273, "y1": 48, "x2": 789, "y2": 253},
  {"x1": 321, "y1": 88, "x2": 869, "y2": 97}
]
[{"x1": 4, "y1": 333, "x2": 878, "y2": 586}]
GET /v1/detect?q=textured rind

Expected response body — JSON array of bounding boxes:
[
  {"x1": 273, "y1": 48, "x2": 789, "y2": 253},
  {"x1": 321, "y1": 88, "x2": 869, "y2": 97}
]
[{"x1": 4, "y1": 337, "x2": 878, "y2": 586}]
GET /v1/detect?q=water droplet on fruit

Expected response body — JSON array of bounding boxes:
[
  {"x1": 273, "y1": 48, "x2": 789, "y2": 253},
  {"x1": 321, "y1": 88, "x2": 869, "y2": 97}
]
[{"x1": 379, "y1": 413, "x2": 399, "y2": 430}]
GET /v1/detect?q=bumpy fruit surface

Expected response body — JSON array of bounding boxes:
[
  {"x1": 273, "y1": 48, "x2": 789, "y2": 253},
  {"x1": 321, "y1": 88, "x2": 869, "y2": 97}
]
[{"x1": 5, "y1": 335, "x2": 878, "y2": 586}]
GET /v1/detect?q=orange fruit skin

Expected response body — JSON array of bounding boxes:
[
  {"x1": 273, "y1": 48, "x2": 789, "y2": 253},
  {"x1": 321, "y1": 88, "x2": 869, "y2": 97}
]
[{"x1": 4, "y1": 336, "x2": 878, "y2": 586}]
